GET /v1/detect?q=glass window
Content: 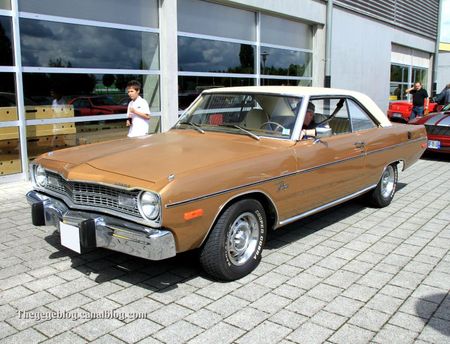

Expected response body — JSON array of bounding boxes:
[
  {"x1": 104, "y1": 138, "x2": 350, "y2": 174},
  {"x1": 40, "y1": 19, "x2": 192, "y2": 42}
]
[
  {"x1": 412, "y1": 67, "x2": 427, "y2": 88},
  {"x1": 0, "y1": 74, "x2": 20, "y2": 175},
  {"x1": 390, "y1": 64, "x2": 409, "y2": 101},
  {"x1": 23, "y1": 73, "x2": 160, "y2": 117},
  {"x1": 0, "y1": 16, "x2": 13, "y2": 66},
  {"x1": 390, "y1": 64, "x2": 407, "y2": 83},
  {"x1": 177, "y1": 92, "x2": 301, "y2": 139},
  {"x1": 0, "y1": 126, "x2": 22, "y2": 175},
  {"x1": 178, "y1": 76, "x2": 255, "y2": 110},
  {"x1": 0, "y1": 1, "x2": 10, "y2": 10},
  {"x1": 262, "y1": 79, "x2": 312, "y2": 86},
  {"x1": 178, "y1": 0, "x2": 255, "y2": 41},
  {"x1": 178, "y1": 37, "x2": 254, "y2": 74},
  {"x1": 0, "y1": 73, "x2": 16, "y2": 109},
  {"x1": 26, "y1": 121, "x2": 124, "y2": 159},
  {"x1": 19, "y1": 0, "x2": 158, "y2": 28},
  {"x1": 347, "y1": 99, "x2": 376, "y2": 131},
  {"x1": 390, "y1": 83, "x2": 406, "y2": 101},
  {"x1": 260, "y1": 47, "x2": 312, "y2": 77},
  {"x1": 20, "y1": 19, "x2": 159, "y2": 70},
  {"x1": 26, "y1": 117, "x2": 160, "y2": 160},
  {"x1": 261, "y1": 14, "x2": 311, "y2": 49},
  {"x1": 309, "y1": 98, "x2": 351, "y2": 135}
]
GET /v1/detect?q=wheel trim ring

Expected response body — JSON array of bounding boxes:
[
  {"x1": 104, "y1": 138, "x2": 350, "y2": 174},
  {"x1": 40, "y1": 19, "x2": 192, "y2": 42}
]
[
  {"x1": 380, "y1": 165, "x2": 395, "y2": 198},
  {"x1": 226, "y1": 212, "x2": 260, "y2": 266}
]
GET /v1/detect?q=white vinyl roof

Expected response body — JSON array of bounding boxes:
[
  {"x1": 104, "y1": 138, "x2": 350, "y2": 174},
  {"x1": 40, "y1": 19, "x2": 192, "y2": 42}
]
[{"x1": 204, "y1": 86, "x2": 392, "y2": 127}]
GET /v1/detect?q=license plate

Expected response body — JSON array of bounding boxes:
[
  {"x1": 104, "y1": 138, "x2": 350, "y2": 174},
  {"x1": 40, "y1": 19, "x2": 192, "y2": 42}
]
[
  {"x1": 427, "y1": 140, "x2": 441, "y2": 149},
  {"x1": 60, "y1": 222, "x2": 81, "y2": 253},
  {"x1": 392, "y1": 113, "x2": 403, "y2": 118}
]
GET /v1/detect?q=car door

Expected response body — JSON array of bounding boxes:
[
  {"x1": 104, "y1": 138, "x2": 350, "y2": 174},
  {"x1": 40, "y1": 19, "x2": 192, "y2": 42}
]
[
  {"x1": 291, "y1": 97, "x2": 368, "y2": 216},
  {"x1": 347, "y1": 97, "x2": 388, "y2": 187}
]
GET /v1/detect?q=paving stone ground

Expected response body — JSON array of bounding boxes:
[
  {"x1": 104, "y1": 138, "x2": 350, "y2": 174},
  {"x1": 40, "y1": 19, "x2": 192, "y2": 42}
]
[{"x1": 0, "y1": 153, "x2": 449, "y2": 344}]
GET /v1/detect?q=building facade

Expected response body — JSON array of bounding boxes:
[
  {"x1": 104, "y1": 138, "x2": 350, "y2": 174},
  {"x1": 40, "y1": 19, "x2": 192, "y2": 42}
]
[{"x1": 0, "y1": 0, "x2": 440, "y2": 181}]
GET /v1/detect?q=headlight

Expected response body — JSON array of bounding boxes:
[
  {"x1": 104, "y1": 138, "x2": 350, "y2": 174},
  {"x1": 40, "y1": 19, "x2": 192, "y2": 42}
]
[
  {"x1": 138, "y1": 191, "x2": 161, "y2": 221},
  {"x1": 35, "y1": 165, "x2": 48, "y2": 187}
]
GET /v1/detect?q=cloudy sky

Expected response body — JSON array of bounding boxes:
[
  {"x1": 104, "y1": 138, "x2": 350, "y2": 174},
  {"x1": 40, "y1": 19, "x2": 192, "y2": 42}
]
[{"x1": 442, "y1": 0, "x2": 450, "y2": 43}]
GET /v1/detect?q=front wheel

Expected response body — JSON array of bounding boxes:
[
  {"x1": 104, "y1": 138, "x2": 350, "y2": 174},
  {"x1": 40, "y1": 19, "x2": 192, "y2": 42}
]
[
  {"x1": 367, "y1": 164, "x2": 398, "y2": 208},
  {"x1": 200, "y1": 199, "x2": 267, "y2": 281}
]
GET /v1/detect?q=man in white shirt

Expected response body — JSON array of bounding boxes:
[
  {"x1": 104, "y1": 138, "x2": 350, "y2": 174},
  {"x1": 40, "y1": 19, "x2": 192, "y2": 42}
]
[{"x1": 126, "y1": 80, "x2": 151, "y2": 137}]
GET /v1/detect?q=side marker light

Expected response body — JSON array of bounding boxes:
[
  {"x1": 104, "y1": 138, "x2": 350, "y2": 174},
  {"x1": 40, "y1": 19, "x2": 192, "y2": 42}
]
[{"x1": 184, "y1": 209, "x2": 204, "y2": 221}]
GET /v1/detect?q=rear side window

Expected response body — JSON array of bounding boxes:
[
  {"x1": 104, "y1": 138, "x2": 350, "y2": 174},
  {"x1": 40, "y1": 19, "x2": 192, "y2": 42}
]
[{"x1": 347, "y1": 99, "x2": 376, "y2": 131}]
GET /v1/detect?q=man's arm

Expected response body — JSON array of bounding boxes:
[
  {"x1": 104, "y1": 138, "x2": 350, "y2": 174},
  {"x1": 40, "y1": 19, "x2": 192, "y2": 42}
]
[{"x1": 405, "y1": 86, "x2": 414, "y2": 94}]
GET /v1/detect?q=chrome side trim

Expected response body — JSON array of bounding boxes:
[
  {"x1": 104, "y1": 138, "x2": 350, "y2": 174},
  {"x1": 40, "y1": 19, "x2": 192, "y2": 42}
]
[
  {"x1": 166, "y1": 137, "x2": 424, "y2": 208},
  {"x1": 365, "y1": 137, "x2": 425, "y2": 157},
  {"x1": 166, "y1": 154, "x2": 364, "y2": 208},
  {"x1": 278, "y1": 185, "x2": 377, "y2": 227}
]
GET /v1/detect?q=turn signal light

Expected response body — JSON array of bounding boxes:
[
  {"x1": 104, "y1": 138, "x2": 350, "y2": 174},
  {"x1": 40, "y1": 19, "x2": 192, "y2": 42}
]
[{"x1": 184, "y1": 209, "x2": 204, "y2": 221}]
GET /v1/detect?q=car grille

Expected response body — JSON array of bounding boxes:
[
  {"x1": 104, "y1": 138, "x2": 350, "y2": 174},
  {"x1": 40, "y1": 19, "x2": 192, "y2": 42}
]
[
  {"x1": 45, "y1": 171, "x2": 141, "y2": 218},
  {"x1": 425, "y1": 125, "x2": 450, "y2": 136}
]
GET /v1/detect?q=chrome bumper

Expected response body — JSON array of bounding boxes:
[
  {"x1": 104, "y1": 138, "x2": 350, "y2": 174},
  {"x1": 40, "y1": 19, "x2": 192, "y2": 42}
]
[{"x1": 26, "y1": 190, "x2": 176, "y2": 261}]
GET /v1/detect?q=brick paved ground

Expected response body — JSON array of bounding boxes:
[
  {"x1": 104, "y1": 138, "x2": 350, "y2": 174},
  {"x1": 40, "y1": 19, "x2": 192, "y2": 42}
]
[{"x1": 0, "y1": 153, "x2": 449, "y2": 344}]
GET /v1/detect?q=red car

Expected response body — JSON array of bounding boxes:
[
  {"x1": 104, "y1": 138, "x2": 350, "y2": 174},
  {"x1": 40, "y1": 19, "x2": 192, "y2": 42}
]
[
  {"x1": 409, "y1": 103, "x2": 450, "y2": 153},
  {"x1": 387, "y1": 101, "x2": 440, "y2": 123},
  {"x1": 69, "y1": 96, "x2": 128, "y2": 116}
]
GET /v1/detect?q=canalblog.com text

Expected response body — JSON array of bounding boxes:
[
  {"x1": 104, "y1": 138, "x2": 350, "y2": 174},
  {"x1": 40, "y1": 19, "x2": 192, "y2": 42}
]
[{"x1": 17, "y1": 310, "x2": 147, "y2": 321}]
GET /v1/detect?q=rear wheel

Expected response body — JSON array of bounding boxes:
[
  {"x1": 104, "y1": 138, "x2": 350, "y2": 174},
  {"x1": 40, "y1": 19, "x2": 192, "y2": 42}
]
[
  {"x1": 367, "y1": 164, "x2": 398, "y2": 208},
  {"x1": 200, "y1": 199, "x2": 266, "y2": 281}
]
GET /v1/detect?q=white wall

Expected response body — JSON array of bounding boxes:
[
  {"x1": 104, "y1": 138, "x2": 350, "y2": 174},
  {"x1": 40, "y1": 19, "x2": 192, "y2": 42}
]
[
  {"x1": 331, "y1": 8, "x2": 435, "y2": 112},
  {"x1": 437, "y1": 51, "x2": 450, "y2": 91},
  {"x1": 221, "y1": 0, "x2": 325, "y2": 24}
]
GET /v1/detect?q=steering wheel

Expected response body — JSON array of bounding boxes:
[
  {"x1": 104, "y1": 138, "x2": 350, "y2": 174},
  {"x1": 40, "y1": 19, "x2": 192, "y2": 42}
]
[{"x1": 260, "y1": 121, "x2": 286, "y2": 132}]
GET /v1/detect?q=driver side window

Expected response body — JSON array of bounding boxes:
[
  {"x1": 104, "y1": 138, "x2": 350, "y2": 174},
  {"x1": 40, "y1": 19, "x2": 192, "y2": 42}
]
[{"x1": 308, "y1": 98, "x2": 351, "y2": 135}]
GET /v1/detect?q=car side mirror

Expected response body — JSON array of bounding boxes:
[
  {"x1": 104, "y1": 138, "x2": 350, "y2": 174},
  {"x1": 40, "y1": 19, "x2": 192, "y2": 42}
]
[{"x1": 315, "y1": 126, "x2": 332, "y2": 138}]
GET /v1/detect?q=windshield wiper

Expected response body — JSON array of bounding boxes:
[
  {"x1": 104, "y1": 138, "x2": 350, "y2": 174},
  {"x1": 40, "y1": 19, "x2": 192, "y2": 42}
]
[
  {"x1": 218, "y1": 124, "x2": 260, "y2": 141},
  {"x1": 178, "y1": 121, "x2": 204, "y2": 133}
]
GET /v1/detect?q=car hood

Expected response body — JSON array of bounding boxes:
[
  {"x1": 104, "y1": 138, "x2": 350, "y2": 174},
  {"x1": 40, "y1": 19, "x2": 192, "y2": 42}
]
[{"x1": 38, "y1": 129, "x2": 295, "y2": 186}]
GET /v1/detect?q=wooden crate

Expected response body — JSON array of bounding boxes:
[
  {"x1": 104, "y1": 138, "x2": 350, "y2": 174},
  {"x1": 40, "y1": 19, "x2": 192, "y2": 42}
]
[
  {"x1": 0, "y1": 127, "x2": 19, "y2": 141},
  {"x1": 0, "y1": 107, "x2": 18, "y2": 121},
  {"x1": 0, "y1": 155, "x2": 21, "y2": 175},
  {"x1": 25, "y1": 105, "x2": 74, "y2": 119},
  {"x1": 27, "y1": 122, "x2": 76, "y2": 137}
]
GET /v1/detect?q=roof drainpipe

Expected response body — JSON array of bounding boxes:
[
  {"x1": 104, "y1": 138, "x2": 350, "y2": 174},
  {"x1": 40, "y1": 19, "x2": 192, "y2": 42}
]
[
  {"x1": 325, "y1": 0, "x2": 333, "y2": 88},
  {"x1": 432, "y1": 0, "x2": 443, "y2": 97}
]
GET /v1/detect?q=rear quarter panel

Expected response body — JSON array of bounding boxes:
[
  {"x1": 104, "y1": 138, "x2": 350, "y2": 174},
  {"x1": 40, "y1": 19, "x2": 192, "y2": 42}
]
[{"x1": 363, "y1": 123, "x2": 426, "y2": 184}]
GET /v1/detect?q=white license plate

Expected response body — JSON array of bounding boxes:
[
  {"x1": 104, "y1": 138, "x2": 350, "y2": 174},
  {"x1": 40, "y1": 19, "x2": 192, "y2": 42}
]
[
  {"x1": 60, "y1": 222, "x2": 81, "y2": 253},
  {"x1": 392, "y1": 113, "x2": 403, "y2": 118},
  {"x1": 427, "y1": 140, "x2": 441, "y2": 149}
]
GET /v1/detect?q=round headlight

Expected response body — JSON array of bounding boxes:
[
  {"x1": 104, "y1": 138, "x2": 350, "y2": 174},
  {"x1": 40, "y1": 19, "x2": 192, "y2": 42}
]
[
  {"x1": 35, "y1": 165, "x2": 47, "y2": 187},
  {"x1": 139, "y1": 192, "x2": 160, "y2": 221}
]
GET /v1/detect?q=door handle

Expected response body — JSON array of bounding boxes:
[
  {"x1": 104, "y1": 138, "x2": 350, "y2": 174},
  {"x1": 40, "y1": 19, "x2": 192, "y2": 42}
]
[{"x1": 354, "y1": 141, "x2": 365, "y2": 149}]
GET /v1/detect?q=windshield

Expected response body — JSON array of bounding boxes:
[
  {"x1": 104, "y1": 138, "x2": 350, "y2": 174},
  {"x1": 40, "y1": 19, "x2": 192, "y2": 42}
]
[{"x1": 175, "y1": 93, "x2": 302, "y2": 139}]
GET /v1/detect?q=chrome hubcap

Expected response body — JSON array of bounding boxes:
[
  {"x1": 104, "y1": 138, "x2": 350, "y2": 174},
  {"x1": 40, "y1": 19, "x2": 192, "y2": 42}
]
[
  {"x1": 226, "y1": 212, "x2": 259, "y2": 266},
  {"x1": 381, "y1": 165, "x2": 395, "y2": 198}
]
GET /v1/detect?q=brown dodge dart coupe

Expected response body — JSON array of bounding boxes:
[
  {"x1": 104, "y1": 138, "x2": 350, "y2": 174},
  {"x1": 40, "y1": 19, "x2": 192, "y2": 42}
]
[{"x1": 27, "y1": 86, "x2": 427, "y2": 280}]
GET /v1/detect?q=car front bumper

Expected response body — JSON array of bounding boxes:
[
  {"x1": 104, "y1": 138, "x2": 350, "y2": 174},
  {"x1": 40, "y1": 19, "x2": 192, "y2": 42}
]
[{"x1": 26, "y1": 190, "x2": 176, "y2": 261}]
